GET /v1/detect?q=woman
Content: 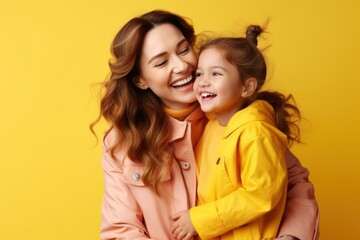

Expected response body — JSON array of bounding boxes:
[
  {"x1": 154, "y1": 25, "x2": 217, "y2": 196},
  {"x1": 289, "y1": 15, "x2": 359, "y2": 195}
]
[{"x1": 92, "y1": 10, "x2": 318, "y2": 240}]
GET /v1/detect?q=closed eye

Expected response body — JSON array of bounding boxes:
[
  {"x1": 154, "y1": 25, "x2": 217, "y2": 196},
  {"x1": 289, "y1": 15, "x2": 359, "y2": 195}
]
[
  {"x1": 178, "y1": 45, "x2": 190, "y2": 55},
  {"x1": 154, "y1": 60, "x2": 168, "y2": 68}
]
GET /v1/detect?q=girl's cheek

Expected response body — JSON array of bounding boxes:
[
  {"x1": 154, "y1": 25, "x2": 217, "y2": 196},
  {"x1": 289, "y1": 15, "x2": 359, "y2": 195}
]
[{"x1": 193, "y1": 80, "x2": 198, "y2": 92}]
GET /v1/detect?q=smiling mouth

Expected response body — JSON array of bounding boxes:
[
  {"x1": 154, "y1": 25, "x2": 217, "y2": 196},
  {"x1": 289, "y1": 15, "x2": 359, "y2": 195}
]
[
  {"x1": 171, "y1": 75, "x2": 193, "y2": 88},
  {"x1": 201, "y1": 92, "x2": 217, "y2": 98}
]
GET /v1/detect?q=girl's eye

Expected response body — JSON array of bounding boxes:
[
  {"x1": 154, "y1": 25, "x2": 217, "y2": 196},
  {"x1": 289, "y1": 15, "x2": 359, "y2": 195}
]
[
  {"x1": 212, "y1": 72, "x2": 222, "y2": 76},
  {"x1": 195, "y1": 72, "x2": 203, "y2": 78}
]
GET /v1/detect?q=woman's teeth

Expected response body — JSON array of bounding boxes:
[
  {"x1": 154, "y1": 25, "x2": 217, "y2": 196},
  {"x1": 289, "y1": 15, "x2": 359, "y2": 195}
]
[{"x1": 172, "y1": 76, "x2": 193, "y2": 87}]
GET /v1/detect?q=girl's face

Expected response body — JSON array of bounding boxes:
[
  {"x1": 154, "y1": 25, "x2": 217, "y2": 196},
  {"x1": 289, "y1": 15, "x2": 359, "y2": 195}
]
[
  {"x1": 194, "y1": 47, "x2": 246, "y2": 125},
  {"x1": 138, "y1": 23, "x2": 197, "y2": 110}
]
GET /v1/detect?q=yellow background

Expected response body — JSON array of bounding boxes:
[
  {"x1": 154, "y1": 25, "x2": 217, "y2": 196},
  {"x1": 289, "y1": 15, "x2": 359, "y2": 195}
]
[{"x1": 1, "y1": 0, "x2": 359, "y2": 239}]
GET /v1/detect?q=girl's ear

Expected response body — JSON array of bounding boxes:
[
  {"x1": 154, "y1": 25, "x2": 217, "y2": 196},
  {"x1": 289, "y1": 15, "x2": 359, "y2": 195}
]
[
  {"x1": 241, "y1": 77, "x2": 257, "y2": 98},
  {"x1": 135, "y1": 77, "x2": 149, "y2": 90}
]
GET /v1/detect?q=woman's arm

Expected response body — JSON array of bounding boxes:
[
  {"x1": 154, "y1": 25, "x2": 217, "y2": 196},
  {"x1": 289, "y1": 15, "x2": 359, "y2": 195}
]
[{"x1": 277, "y1": 150, "x2": 319, "y2": 240}]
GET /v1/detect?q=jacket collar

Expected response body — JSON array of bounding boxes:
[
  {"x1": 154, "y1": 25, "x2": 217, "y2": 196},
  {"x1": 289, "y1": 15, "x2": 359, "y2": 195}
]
[
  {"x1": 168, "y1": 103, "x2": 204, "y2": 142},
  {"x1": 223, "y1": 100, "x2": 275, "y2": 138},
  {"x1": 103, "y1": 103, "x2": 204, "y2": 148}
]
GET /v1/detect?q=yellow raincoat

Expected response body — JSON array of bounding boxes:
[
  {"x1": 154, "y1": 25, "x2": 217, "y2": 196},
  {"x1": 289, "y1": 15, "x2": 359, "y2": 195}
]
[{"x1": 191, "y1": 100, "x2": 288, "y2": 240}]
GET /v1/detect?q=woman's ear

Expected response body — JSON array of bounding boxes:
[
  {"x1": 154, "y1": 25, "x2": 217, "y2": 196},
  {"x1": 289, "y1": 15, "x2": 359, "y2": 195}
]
[
  {"x1": 241, "y1": 77, "x2": 257, "y2": 98},
  {"x1": 135, "y1": 77, "x2": 149, "y2": 90}
]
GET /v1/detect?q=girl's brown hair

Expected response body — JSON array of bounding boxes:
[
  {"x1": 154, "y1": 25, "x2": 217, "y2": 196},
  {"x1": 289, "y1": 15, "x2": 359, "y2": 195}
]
[
  {"x1": 199, "y1": 25, "x2": 301, "y2": 146},
  {"x1": 90, "y1": 10, "x2": 196, "y2": 193}
]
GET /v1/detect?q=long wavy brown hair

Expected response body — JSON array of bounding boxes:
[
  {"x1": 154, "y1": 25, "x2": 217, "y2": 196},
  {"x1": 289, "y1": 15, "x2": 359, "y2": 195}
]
[
  {"x1": 199, "y1": 25, "x2": 301, "y2": 146},
  {"x1": 90, "y1": 10, "x2": 196, "y2": 193}
]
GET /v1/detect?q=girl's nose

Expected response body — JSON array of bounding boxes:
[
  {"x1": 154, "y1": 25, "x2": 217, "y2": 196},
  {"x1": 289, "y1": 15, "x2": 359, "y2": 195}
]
[{"x1": 198, "y1": 78, "x2": 210, "y2": 87}]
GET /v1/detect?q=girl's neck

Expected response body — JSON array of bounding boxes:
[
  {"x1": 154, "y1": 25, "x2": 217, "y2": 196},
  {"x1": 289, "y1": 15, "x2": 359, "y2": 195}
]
[
  {"x1": 215, "y1": 107, "x2": 242, "y2": 126},
  {"x1": 164, "y1": 103, "x2": 198, "y2": 121}
]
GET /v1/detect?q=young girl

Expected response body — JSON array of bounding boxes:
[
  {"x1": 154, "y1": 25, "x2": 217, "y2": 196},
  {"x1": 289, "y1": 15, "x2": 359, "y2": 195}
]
[
  {"x1": 92, "y1": 10, "x2": 318, "y2": 240},
  {"x1": 171, "y1": 25, "x2": 303, "y2": 240}
]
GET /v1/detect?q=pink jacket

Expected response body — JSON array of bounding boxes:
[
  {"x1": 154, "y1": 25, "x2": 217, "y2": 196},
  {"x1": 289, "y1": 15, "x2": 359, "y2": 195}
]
[
  {"x1": 100, "y1": 106, "x2": 207, "y2": 240},
  {"x1": 100, "y1": 105, "x2": 319, "y2": 240}
]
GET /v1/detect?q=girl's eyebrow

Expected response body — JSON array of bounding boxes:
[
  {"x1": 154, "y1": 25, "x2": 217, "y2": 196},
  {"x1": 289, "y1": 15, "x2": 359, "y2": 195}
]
[
  {"x1": 148, "y1": 39, "x2": 188, "y2": 64},
  {"x1": 211, "y1": 66, "x2": 226, "y2": 70},
  {"x1": 207, "y1": 65, "x2": 227, "y2": 72}
]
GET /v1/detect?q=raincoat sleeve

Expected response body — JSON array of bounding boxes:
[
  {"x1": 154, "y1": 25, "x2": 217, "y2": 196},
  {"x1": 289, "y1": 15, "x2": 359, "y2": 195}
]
[
  {"x1": 277, "y1": 150, "x2": 319, "y2": 240},
  {"x1": 190, "y1": 136, "x2": 287, "y2": 239},
  {"x1": 100, "y1": 147, "x2": 153, "y2": 240}
]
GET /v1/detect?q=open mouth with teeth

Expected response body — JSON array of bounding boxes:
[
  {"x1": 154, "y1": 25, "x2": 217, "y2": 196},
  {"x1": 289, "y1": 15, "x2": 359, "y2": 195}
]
[
  {"x1": 201, "y1": 92, "x2": 217, "y2": 99},
  {"x1": 171, "y1": 75, "x2": 193, "y2": 88}
]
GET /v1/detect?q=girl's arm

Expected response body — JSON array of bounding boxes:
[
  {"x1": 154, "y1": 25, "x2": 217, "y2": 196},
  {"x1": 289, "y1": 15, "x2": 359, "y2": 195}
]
[{"x1": 277, "y1": 150, "x2": 319, "y2": 240}]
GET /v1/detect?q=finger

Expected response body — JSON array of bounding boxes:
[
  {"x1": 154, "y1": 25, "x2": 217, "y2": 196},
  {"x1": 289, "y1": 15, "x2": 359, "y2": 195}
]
[
  {"x1": 171, "y1": 211, "x2": 181, "y2": 220},
  {"x1": 183, "y1": 232, "x2": 193, "y2": 240},
  {"x1": 171, "y1": 223, "x2": 178, "y2": 233},
  {"x1": 176, "y1": 231, "x2": 186, "y2": 240},
  {"x1": 173, "y1": 227, "x2": 182, "y2": 239}
]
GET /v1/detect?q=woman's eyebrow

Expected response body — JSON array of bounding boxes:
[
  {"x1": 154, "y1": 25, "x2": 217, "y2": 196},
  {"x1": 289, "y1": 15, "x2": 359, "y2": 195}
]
[
  {"x1": 148, "y1": 39, "x2": 188, "y2": 64},
  {"x1": 148, "y1": 52, "x2": 167, "y2": 64}
]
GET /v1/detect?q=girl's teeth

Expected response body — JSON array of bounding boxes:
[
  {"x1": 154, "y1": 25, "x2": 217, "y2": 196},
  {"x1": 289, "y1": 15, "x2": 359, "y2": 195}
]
[{"x1": 201, "y1": 92, "x2": 216, "y2": 98}]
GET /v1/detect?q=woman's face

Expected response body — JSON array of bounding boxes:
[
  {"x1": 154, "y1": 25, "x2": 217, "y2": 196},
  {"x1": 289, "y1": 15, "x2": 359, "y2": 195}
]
[{"x1": 138, "y1": 23, "x2": 198, "y2": 110}]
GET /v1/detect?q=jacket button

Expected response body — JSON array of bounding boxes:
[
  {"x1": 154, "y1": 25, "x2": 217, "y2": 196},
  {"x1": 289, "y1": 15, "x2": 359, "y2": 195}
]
[
  {"x1": 216, "y1": 158, "x2": 220, "y2": 165},
  {"x1": 133, "y1": 173, "x2": 141, "y2": 181},
  {"x1": 181, "y1": 162, "x2": 190, "y2": 170}
]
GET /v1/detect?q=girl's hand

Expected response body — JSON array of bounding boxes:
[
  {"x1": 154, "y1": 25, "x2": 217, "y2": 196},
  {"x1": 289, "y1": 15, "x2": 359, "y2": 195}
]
[{"x1": 171, "y1": 210, "x2": 196, "y2": 240}]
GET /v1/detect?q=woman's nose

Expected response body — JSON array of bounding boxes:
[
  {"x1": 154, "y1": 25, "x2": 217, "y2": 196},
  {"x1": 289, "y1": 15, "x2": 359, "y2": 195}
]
[{"x1": 172, "y1": 56, "x2": 188, "y2": 73}]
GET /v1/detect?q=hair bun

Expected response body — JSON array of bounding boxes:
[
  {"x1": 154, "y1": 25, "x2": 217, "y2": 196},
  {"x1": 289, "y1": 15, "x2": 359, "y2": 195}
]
[{"x1": 246, "y1": 25, "x2": 262, "y2": 46}]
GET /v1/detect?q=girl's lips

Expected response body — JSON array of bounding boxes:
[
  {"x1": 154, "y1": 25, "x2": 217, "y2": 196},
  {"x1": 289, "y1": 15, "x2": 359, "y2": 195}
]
[{"x1": 198, "y1": 89, "x2": 217, "y2": 99}]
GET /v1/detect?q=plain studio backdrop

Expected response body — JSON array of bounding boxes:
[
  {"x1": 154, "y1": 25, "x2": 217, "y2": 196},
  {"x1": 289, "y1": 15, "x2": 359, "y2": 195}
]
[{"x1": 1, "y1": 0, "x2": 359, "y2": 239}]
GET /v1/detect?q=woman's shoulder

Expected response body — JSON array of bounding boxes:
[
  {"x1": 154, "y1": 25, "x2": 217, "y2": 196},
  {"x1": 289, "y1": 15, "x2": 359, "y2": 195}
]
[
  {"x1": 102, "y1": 127, "x2": 118, "y2": 150},
  {"x1": 102, "y1": 128, "x2": 137, "y2": 167}
]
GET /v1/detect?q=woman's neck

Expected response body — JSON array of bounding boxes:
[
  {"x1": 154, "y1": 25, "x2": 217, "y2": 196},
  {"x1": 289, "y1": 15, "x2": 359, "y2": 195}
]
[{"x1": 164, "y1": 103, "x2": 198, "y2": 121}]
